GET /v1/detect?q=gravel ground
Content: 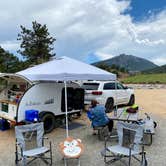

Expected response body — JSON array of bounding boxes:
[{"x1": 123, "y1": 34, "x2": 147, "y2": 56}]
[{"x1": 0, "y1": 89, "x2": 166, "y2": 166}]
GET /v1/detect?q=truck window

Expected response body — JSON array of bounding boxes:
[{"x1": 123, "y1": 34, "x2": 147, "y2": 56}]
[
  {"x1": 81, "y1": 83, "x2": 99, "y2": 90},
  {"x1": 103, "y1": 83, "x2": 115, "y2": 90},
  {"x1": 117, "y1": 83, "x2": 125, "y2": 89}
]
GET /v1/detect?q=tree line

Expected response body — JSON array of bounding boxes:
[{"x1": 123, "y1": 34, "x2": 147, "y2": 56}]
[{"x1": 0, "y1": 21, "x2": 56, "y2": 73}]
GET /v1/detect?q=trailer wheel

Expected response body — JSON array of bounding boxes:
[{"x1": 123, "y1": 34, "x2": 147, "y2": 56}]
[{"x1": 40, "y1": 112, "x2": 55, "y2": 133}]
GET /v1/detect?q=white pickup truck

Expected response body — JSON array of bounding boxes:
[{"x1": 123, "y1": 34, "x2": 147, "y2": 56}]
[{"x1": 81, "y1": 81, "x2": 135, "y2": 112}]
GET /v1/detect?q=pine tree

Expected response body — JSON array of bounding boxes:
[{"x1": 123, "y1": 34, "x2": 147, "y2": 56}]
[
  {"x1": 0, "y1": 46, "x2": 21, "y2": 73},
  {"x1": 17, "y1": 21, "x2": 56, "y2": 64}
]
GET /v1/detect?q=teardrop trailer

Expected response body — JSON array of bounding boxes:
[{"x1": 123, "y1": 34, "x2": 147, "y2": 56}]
[{"x1": 0, "y1": 73, "x2": 84, "y2": 133}]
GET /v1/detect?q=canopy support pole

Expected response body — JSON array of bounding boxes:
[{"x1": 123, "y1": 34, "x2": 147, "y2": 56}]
[
  {"x1": 64, "y1": 81, "x2": 69, "y2": 137},
  {"x1": 114, "y1": 80, "x2": 118, "y2": 116}
]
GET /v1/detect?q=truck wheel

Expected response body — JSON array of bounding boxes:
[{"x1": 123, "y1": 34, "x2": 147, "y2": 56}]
[
  {"x1": 128, "y1": 95, "x2": 135, "y2": 106},
  {"x1": 40, "y1": 113, "x2": 55, "y2": 133},
  {"x1": 105, "y1": 98, "x2": 114, "y2": 113}
]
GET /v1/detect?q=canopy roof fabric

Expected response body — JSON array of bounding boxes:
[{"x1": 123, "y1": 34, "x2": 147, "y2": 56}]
[{"x1": 17, "y1": 56, "x2": 116, "y2": 81}]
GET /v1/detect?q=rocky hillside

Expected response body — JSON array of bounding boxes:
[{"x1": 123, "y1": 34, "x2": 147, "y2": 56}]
[{"x1": 93, "y1": 54, "x2": 158, "y2": 72}]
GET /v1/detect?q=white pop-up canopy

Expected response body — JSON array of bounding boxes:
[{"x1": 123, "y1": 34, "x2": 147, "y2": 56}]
[
  {"x1": 17, "y1": 56, "x2": 116, "y2": 81},
  {"x1": 17, "y1": 56, "x2": 117, "y2": 137}
]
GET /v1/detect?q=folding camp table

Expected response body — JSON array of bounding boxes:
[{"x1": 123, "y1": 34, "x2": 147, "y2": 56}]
[
  {"x1": 109, "y1": 108, "x2": 154, "y2": 145},
  {"x1": 109, "y1": 108, "x2": 139, "y2": 122}
]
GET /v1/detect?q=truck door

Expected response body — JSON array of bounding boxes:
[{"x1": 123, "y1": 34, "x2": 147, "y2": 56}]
[{"x1": 117, "y1": 83, "x2": 129, "y2": 104}]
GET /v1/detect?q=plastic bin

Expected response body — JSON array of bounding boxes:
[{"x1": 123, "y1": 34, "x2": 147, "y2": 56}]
[
  {"x1": 25, "y1": 110, "x2": 39, "y2": 122},
  {"x1": 0, "y1": 119, "x2": 10, "y2": 131}
]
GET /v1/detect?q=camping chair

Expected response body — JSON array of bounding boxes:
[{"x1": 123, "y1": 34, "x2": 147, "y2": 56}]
[
  {"x1": 15, "y1": 122, "x2": 52, "y2": 165},
  {"x1": 101, "y1": 121, "x2": 148, "y2": 166}
]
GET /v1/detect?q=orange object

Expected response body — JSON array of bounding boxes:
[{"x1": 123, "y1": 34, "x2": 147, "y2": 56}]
[{"x1": 59, "y1": 137, "x2": 84, "y2": 158}]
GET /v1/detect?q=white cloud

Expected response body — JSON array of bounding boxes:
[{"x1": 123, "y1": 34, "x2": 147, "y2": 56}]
[
  {"x1": 95, "y1": 52, "x2": 114, "y2": 60},
  {"x1": 126, "y1": 25, "x2": 165, "y2": 45},
  {"x1": 0, "y1": 0, "x2": 166, "y2": 65},
  {"x1": 0, "y1": 40, "x2": 19, "y2": 51},
  {"x1": 152, "y1": 57, "x2": 166, "y2": 66}
]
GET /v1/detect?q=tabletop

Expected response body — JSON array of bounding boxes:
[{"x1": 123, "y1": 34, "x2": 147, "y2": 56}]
[{"x1": 109, "y1": 108, "x2": 139, "y2": 122}]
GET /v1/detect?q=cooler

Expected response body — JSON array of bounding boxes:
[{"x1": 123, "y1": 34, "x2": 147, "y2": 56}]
[{"x1": 25, "y1": 110, "x2": 39, "y2": 122}]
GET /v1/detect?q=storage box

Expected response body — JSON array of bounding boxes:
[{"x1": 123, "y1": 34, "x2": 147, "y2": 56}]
[
  {"x1": 25, "y1": 110, "x2": 39, "y2": 122},
  {"x1": 0, "y1": 119, "x2": 10, "y2": 131}
]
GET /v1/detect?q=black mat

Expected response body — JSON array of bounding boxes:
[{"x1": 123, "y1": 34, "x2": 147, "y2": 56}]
[{"x1": 60, "y1": 122, "x2": 85, "y2": 130}]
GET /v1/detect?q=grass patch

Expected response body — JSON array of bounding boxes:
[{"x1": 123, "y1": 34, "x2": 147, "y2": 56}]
[{"x1": 121, "y1": 73, "x2": 166, "y2": 84}]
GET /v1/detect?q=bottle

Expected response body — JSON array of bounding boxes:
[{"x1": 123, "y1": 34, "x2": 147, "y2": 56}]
[{"x1": 114, "y1": 108, "x2": 117, "y2": 117}]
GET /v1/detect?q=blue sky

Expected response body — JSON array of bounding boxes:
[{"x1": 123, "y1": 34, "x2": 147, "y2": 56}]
[
  {"x1": 86, "y1": 0, "x2": 166, "y2": 64},
  {"x1": 129, "y1": 0, "x2": 166, "y2": 22},
  {"x1": 0, "y1": 0, "x2": 166, "y2": 65}
]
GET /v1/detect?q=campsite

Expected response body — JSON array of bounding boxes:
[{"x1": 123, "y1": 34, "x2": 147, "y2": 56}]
[
  {"x1": 0, "y1": 89, "x2": 165, "y2": 165},
  {"x1": 1, "y1": 1, "x2": 166, "y2": 165},
  {"x1": 0, "y1": 57, "x2": 165, "y2": 166}
]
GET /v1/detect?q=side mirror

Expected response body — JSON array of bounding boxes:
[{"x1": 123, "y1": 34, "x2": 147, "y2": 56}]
[{"x1": 124, "y1": 86, "x2": 128, "y2": 89}]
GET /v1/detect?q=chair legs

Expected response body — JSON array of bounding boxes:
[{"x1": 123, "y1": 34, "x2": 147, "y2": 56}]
[
  {"x1": 50, "y1": 142, "x2": 53, "y2": 165},
  {"x1": 23, "y1": 156, "x2": 27, "y2": 166},
  {"x1": 15, "y1": 151, "x2": 18, "y2": 165},
  {"x1": 102, "y1": 149, "x2": 147, "y2": 166},
  {"x1": 129, "y1": 148, "x2": 131, "y2": 166},
  {"x1": 141, "y1": 152, "x2": 147, "y2": 166},
  {"x1": 16, "y1": 151, "x2": 52, "y2": 166}
]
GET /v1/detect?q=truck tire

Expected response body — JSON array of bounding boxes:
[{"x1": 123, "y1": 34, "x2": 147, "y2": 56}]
[
  {"x1": 128, "y1": 95, "x2": 135, "y2": 106},
  {"x1": 105, "y1": 98, "x2": 114, "y2": 113},
  {"x1": 39, "y1": 112, "x2": 55, "y2": 133}
]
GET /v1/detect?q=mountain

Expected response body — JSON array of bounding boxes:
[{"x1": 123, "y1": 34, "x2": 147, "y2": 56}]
[
  {"x1": 143, "y1": 64, "x2": 166, "y2": 73},
  {"x1": 93, "y1": 54, "x2": 158, "y2": 72}
]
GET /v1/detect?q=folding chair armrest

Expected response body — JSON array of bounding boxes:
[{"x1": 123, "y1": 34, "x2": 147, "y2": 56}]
[
  {"x1": 16, "y1": 142, "x2": 21, "y2": 146},
  {"x1": 42, "y1": 137, "x2": 52, "y2": 147},
  {"x1": 137, "y1": 140, "x2": 146, "y2": 146},
  {"x1": 139, "y1": 142, "x2": 146, "y2": 146},
  {"x1": 104, "y1": 135, "x2": 110, "y2": 144},
  {"x1": 131, "y1": 142, "x2": 145, "y2": 147},
  {"x1": 129, "y1": 143, "x2": 135, "y2": 149},
  {"x1": 132, "y1": 142, "x2": 146, "y2": 151},
  {"x1": 104, "y1": 132, "x2": 117, "y2": 142},
  {"x1": 16, "y1": 142, "x2": 23, "y2": 149}
]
